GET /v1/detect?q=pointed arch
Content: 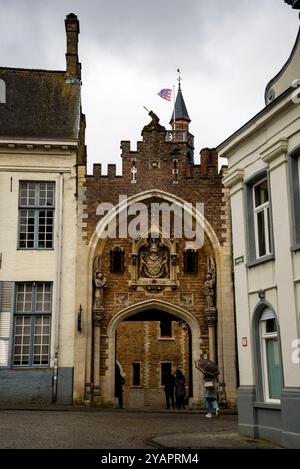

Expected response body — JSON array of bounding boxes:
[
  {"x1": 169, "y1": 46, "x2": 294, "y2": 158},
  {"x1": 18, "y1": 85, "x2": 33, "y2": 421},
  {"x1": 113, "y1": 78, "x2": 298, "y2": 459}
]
[{"x1": 101, "y1": 299, "x2": 202, "y2": 404}]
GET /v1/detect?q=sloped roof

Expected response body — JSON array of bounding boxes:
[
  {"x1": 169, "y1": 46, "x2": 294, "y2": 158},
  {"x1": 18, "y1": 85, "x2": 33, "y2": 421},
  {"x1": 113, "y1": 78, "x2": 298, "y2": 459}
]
[
  {"x1": 0, "y1": 67, "x2": 81, "y2": 140},
  {"x1": 170, "y1": 85, "x2": 191, "y2": 123}
]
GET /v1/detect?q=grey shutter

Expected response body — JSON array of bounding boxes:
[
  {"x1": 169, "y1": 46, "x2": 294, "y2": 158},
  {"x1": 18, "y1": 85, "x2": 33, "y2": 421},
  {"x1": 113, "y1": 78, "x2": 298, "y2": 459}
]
[{"x1": 0, "y1": 281, "x2": 14, "y2": 366}]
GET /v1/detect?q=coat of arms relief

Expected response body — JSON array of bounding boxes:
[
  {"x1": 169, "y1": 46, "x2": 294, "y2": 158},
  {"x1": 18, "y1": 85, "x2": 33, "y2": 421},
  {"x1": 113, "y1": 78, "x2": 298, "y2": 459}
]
[
  {"x1": 130, "y1": 235, "x2": 178, "y2": 291},
  {"x1": 138, "y1": 238, "x2": 169, "y2": 279}
]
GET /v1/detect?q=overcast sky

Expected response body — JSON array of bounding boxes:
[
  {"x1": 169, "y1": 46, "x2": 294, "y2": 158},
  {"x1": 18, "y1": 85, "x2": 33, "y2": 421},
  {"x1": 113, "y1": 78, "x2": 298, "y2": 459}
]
[{"x1": 0, "y1": 0, "x2": 299, "y2": 173}]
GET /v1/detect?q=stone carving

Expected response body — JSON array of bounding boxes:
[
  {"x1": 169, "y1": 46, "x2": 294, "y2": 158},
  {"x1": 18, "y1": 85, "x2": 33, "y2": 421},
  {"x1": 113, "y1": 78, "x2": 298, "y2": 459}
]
[
  {"x1": 180, "y1": 293, "x2": 193, "y2": 306},
  {"x1": 143, "y1": 110, "x2": 165, "y2": 132},
  {"x1": 115, "y1": 293, "x2": 129, "y2": 305},
  {"x1": 138, "y1": 238, "x2": 169, "y2": 279},
  {"x1": 203, "y1": 256, "x2": 216, "y2": 309},
  {"x1": 93, "y1": 271, "x2": 106, "y2": 311},
  {"x1": 92, "y1": 308, "x2": 103, "y2": 327},
  {"x1": 92, "y1": 255, "x2": 106, "y2": 326},
  {"x1": 205, "y1": 308, "x2": 218, "y2": 327}
]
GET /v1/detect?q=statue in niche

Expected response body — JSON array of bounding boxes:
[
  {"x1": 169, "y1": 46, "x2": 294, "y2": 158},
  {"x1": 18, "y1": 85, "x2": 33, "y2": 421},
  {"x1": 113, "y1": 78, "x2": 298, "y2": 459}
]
[
  {"x1": 138, "y1": 238, "x2": 169, "y2": 279},
  {"x1": 93, "y1": 271, "x2": 107, "y2": 311},
  {"x1": 203, "y1": 256, "x2": 216, "y2": 309}
]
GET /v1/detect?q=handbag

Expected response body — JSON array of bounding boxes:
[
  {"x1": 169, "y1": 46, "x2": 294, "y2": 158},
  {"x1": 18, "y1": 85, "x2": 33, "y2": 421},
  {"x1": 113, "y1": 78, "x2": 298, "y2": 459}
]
[{"x1": 204, "y1": 380, "x2": 214, "y2": 388}]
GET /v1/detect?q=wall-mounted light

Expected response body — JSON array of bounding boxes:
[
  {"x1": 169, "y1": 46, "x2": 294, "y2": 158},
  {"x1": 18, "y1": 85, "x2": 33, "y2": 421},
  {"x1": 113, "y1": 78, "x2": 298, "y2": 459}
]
[{"x1": 77, "y1": 304, "x2": 82, "y2": 333}]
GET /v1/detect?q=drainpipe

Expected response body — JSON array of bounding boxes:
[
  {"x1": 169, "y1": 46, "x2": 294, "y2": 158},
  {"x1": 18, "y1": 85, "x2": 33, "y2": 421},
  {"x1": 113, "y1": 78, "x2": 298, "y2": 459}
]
[{"x1": 52, "y1": 173, "x2": 64, "y2": 403}]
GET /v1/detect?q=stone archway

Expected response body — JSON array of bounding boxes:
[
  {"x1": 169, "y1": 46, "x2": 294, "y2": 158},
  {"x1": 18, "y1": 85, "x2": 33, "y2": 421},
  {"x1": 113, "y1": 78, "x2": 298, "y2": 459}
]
[
  {"x1": 73, "y1": 188, "x2": 236, "y2": 408},
  {"x1": 102, "y1": 299, "x2": 202, "y2": 406}
]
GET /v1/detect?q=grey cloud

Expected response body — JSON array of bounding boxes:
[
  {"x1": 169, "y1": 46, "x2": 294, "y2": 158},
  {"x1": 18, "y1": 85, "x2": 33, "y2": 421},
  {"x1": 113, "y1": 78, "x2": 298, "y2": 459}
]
[{"x1": 0, "y1": 0, "x2": 298, "y2": 171}]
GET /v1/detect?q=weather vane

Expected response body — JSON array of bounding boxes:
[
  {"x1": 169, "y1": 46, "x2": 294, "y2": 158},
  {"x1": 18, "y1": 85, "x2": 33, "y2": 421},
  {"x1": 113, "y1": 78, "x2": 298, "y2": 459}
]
[{"x1": 177, "y1": 68, "x2": 182, "y2": 87}]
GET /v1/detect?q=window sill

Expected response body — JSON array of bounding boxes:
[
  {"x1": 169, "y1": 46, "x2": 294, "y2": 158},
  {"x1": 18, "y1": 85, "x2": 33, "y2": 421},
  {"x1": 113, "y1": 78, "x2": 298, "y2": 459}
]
[
  {"x1": 246, "y1": 254, "x2": 275, "y2": 268},
  {"x1": 254, "y1": 401, "x2": 281, "y2": 410},
  {"x1": 11, "y1": 366, "x2": 51, "y2": 370},
  {"x1": 17, "y1": 248, "x2": 54, "y2": 251},
  {"x1": 159, "y1": 337, "x2": 175, "y2": 341},
  {"x1": 291, "y1": 244, "x2": 300, "y2": 252}
]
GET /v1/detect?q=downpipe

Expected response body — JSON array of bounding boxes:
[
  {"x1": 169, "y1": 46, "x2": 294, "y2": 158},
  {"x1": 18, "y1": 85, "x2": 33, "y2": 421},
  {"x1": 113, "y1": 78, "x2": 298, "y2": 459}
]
[{"x1": 52, "y1": 173, "x2": 64, "y2": 403}]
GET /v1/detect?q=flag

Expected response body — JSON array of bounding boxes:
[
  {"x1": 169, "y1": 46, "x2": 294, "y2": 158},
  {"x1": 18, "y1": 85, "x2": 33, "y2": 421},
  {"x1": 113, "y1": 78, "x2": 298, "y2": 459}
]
[{"x1": 158, "y1": 88, "x2": 172, "y2": 101}]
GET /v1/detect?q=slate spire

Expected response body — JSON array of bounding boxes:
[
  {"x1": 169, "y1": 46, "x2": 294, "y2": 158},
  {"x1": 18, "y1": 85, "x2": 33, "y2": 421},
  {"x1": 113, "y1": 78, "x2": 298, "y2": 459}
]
[{"x1": 169, "y1": 82, "x2": 191, "y2": 128}]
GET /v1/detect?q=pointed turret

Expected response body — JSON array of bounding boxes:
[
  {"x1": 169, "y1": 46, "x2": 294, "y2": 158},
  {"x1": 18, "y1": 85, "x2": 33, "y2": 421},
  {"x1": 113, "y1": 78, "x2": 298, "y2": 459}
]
[{"x1": 170, "y1": 83, "x2": 191, "y2": 132}]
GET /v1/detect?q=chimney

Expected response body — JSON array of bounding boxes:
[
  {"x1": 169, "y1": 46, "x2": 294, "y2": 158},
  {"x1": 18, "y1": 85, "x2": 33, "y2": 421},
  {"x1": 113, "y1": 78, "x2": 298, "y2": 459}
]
[{"x1": 65, "y1": 13, "x2": 81, "y2": 81}]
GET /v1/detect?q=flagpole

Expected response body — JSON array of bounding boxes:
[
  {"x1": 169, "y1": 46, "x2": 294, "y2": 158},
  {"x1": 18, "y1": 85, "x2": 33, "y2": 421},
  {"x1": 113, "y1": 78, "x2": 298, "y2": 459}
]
[{"x1": 173, "y1": 84, "x2": 176, "y2": 137}]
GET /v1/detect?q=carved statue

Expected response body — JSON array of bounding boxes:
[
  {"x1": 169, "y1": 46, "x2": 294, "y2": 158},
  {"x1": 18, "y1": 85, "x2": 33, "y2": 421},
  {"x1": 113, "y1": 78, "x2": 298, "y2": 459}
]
[
  {"x1": 138, "y1": 238, "x2": 169, "y2": 279},
  {"x1": 142, "y1": 110, "x2": 165, "y2": 132},
  {"x1": 203, "y1": 256, "x2": 216, "y2": 309},
  {"x1": 93, "y1": 271, "x2": 107, "y2": 311}
]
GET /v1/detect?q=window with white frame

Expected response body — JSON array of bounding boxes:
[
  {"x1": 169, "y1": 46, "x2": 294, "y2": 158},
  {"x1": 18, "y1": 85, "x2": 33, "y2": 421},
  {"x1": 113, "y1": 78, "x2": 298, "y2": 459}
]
[
  {"x1": 290, "y1": 150, "x2": 300, "y2": 247},
  {"x1": 260, "y1": 309, "x2": 283, "y2": 402},
  {"x1": 18, "y1": 182, "x2": 55, "y2": 249},
  {"x1": 13, "y1": 283, "x2": 52, "y2": 366},
  {"x1": 253, "y1": 178, "x2": 272, "y2": 258}
]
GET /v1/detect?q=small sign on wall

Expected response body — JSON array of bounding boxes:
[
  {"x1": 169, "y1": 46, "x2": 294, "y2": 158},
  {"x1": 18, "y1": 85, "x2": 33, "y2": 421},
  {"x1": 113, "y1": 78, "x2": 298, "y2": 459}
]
[
  {"x1": 235, "y1": 256, "x2": 244, "y2": 266},
  {"x1": 242, "y1": 337, "x2": 247, "y2": 347}
]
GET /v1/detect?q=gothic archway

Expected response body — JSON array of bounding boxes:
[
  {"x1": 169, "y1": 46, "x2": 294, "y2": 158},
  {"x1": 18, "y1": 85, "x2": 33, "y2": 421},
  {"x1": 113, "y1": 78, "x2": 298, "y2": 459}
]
[
  {"x1": 102, "y1": 299, "x2": 202, "y2": 406},
  {"x1": 74, "y1": 189, "x2": 235, "y2": 407}
]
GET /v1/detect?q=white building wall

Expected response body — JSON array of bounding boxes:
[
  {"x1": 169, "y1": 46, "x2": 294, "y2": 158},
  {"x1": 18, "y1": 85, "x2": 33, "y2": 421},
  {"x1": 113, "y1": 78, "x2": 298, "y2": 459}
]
[{"x1": 0, "y1": 147, "x2": 77, "y2": 369}]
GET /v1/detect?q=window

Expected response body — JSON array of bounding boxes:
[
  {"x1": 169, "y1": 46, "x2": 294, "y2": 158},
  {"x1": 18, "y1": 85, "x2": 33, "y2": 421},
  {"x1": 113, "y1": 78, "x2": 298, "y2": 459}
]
[
  {"x1": 18, "y1": 182, "x2": 55, "y2": 249},
  {"x1": 253, "y1": 179, "x2": 272, "y2": 258},
  {"x1": 290, "y1": 149, "x2": 300, "y2": 247},
  {"x1": 160, "y1": 319, "x2": 172, "y2": 338},
  {"x1": 132, "y1": 362, "x2": 141, "y2": 386},
  {"x1": 184, "y1": 250, "x2": 198, "y2": 275},
  {"x1": 13, "y1": 283, "x2": 52, "y2": 366},
  {"x1": 260, "y1": 309, "x2": 283, "y2": 402},
  {"x1": 110, "y1": 247, "x2": 125, "y2": 274},
  {"x1": 245, "y1": 172, "x2": 274, "y2": 263},
  {"x1": 161, "y1": 362, "x2": 172, "y2": 386}
]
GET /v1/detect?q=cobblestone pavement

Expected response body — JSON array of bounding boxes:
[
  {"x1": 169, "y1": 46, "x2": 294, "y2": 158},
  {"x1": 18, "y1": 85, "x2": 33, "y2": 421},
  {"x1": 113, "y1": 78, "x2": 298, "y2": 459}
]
[{"x1": 0, "y1": 409, "x2": 281, "y2": 449}]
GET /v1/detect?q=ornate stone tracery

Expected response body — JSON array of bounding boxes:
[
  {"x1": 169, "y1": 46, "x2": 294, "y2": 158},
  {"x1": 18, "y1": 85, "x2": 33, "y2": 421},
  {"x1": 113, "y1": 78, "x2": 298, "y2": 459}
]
[{"x1": 203, "y1": 256, "x2": 218, "y2": 362}]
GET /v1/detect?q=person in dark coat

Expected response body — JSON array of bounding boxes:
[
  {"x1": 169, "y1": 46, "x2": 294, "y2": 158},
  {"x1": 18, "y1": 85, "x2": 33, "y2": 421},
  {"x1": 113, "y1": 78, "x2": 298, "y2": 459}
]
[
  {"x1": 175, "y1": 369, "x2": 186, "y2": 409},
  {"x1": 115, "y1": 367, "x2": 125, "y2": 409},
  {"x1": 164, "y1": 371, "x2": 175, "y2": 409},
  {"x1": 203, "y1": 373, "x2": 219, "y2": 418}
]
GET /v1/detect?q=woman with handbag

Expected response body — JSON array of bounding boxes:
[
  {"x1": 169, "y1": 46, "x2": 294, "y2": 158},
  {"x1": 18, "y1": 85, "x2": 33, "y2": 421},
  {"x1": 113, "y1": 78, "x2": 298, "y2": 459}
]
[{"x1": 203, "y1": 373, "x2": 219, "y2": 418}]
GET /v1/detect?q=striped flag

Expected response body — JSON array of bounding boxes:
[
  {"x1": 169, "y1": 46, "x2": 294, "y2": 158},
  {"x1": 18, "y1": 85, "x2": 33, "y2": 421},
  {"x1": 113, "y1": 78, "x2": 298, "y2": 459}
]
[{"x1": 158, "y1": 88, "x2": 172, "y2": 101}]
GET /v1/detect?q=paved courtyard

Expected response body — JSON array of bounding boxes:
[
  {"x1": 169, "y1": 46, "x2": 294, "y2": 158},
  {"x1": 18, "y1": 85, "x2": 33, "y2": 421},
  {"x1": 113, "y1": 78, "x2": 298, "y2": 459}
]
[{"x1": 0, "y1": 409, "x2": 281, "y2": 449}]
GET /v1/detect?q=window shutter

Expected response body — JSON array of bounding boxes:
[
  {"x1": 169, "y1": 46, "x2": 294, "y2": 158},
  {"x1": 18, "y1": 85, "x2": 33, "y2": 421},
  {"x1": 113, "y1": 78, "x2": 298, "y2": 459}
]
[
  {"x1": 0, "y1": 281, "x2": 14, "y2": 366},
  {"x1": 260, "y1": 308, "x2": 275, "y2": 321}
]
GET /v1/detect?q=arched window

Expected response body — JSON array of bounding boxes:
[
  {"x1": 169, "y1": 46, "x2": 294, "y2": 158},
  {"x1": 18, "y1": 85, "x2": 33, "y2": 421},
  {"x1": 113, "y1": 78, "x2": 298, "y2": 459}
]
[
  {"x1": 110, "y1": 247, "x2": 125, "y2": 274},
  {"x1": 184, "y1": 249, "x2": 198, "y2": 275},
  {"x1": 258, "y1": 307, "x2": 283, "y2": 402}
]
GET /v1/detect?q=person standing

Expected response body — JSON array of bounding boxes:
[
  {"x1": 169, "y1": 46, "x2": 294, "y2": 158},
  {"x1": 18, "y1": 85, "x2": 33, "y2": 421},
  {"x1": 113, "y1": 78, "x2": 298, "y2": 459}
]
[
  {"x1": 164, "y1": 371, "x2": 175, "y2": 409},
  {"x1": 115, "y1": 366, "x2": 125, "y2": 409},
  {"x1": 203, "y1": 373, "x2": 219, "y2": 418},
  {"x1": 175, "y1": 369, "x2": 185, "y2": 409}
]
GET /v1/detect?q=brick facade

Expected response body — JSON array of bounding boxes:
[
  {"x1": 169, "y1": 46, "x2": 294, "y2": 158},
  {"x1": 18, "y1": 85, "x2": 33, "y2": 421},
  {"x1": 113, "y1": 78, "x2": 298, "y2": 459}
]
[{"x1": 74, "y1": 111, "x2": 237, "y2": 408}]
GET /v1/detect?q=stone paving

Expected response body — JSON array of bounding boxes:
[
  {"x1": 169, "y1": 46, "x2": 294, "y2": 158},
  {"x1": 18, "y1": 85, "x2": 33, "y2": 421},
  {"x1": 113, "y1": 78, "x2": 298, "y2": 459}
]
[{"x1": 0, "y1": 408, "x2": 282, "y2": 449}]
